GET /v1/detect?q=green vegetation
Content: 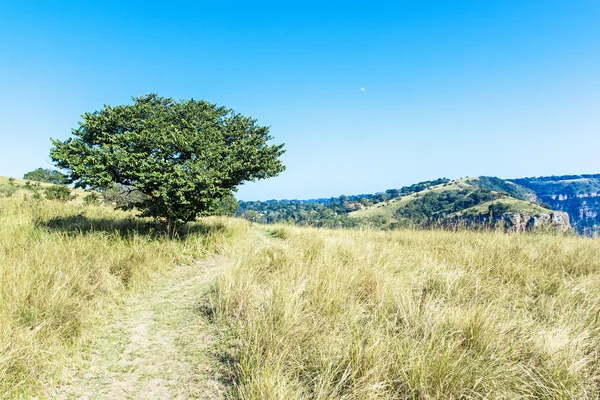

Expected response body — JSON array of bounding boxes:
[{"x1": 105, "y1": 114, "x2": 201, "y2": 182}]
[
  {"x1": 473, "y1": 176, "x2": 535, "y2": 200},
  {"x1": 237, "y1": 178, "x2": 451, "y2": 227},
  {"x1": 213, "y1": 194, "x2": 241, "y2": 216},
  {"x1": 238, "y1": 177, "x2": 560, "y2": 231},
  {"x1": 208, "y1": 224, "x2": 600, "y2": 398},
  {"x1": 23, "y1": 168, "x2": 67, "y2": 184},
  {"x1": 82, "y1": 191, "x2": 101, "y2": 206},
  {"x1": 351, "y1": 178, "x2": 549, "y2": 229},
  {"x1": 511, "y1": 174, "x2": 600, "y2": 197},
  {"x1": 237, "y1": 174, "x2": 600, "y2": 234},
  {"x1": 50, "y1": 94, "x2": 285, "y2": 234},
  {"x1": 393, "y1": 189, "x2": 499, "y2": 224},
  {"x1": 459, "y1": 197, "x2": 550, "y2": 217},
  {"x1": 44, "y1": 185, "x2": 73, "y2": 202}
]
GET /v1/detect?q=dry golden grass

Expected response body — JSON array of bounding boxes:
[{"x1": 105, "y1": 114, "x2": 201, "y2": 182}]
[
  {"x1": 3, "y1": 187, "x2": 600, "y2": 399},
  {"x1": 0, "y1": 196, "x2": 244, "y2": 398},
  {"x1": 209, "y1": 225, "x2": 600, "y2": 399}
]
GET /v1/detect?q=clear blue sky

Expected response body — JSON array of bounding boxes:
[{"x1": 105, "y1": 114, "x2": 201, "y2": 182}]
[{"x1": 1, "y1": 1, "x2": 599, "y2": 200}]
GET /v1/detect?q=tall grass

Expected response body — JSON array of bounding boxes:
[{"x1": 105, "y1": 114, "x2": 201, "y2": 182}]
[
  {"x1": 209, "y1": 225, "x2": 600, "y2": 398},
  {"x1": 0, "y1": 196, "x2": 245, "y2": 398}
]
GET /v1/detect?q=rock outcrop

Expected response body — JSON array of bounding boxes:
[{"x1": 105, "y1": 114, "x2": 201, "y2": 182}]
[{"x1": 502, "y1": 211, "x2": 571, "y2": 233}]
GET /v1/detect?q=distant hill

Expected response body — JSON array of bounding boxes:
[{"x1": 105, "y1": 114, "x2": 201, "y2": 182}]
[
  {"x1": 237, "y1": 176, "x2": 575, "y2": 232},
  {"x1": 349, "y1": 177, "x2": 554, "y2": 230},
  {"x1": 238, "y1": 174, "x2": 600, "y2": 233},
  {"x1": 0, "y1": 176, "x2": 87, "y2": 203},
  {"x1": 237, "y1": 178, "x2": 455, "y2": 229}
]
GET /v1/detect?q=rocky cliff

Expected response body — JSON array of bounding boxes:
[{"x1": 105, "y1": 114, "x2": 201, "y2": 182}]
[{"x1": 502, "y1": 211, "x2": 571, "y2": 233}]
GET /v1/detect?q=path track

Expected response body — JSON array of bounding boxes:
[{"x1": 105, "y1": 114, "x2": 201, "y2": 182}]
[{"x1": 45, "y1": 257, "x2": 228, "y2": 399}]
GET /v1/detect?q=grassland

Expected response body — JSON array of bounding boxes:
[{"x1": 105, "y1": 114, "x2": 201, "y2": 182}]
[
  {"x1": 0, "y1": 193, "x2": 241, "y2": 398},
  {"x1": 0, "y1": 176, "x2": 86, "y2": 202},
  {"x1": 209, "y1": 225, "x2": 600, "y2": 398},
  {"x1": 2, "y1": 178, "x2": 600, "y2": 399}
]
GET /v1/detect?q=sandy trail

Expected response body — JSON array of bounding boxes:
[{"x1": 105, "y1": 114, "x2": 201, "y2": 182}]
[{"x1": 45, "y1": 258, "x2": 227, "y2": 400}]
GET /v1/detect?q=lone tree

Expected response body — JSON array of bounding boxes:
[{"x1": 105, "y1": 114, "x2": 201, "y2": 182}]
[{"x1": 50, "y1": 94, "x2": 285, "y2": 234}]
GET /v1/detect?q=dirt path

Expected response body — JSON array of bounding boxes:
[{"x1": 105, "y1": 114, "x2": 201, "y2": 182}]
[{"x1": 45, "y1": 257, "x2": 228, "y2": 400}]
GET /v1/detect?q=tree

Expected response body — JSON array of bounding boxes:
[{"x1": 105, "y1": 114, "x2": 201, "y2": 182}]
[
  {"x1": 212, "y1": 194, "x2": 240, "y2": 216},
  {"x1": 50, "y1": 94, "x2": 285, "y2": 234},
  {"x1": 358, "y1": 197, "x2": 372, "y2": 207},
  {"x1": 385, "y1": 189, "x2": 400, "y2": 199},
  {"x1": 488, "y1": 202, "x2": 511, "y2": 222},
  {"x1": 23, "y1": 168, "x2": 67, "y2": 184}
]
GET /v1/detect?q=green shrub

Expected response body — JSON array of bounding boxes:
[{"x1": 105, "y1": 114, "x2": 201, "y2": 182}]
[
  {"x1": 24, "y1": 181, "x2": 41, "y2": 190},
  {"x1": 45, "y1": 186, "x2": 73, "y2": 202},
  {"x1": 83, "y1": 192, "x2": 100, "y2": 206}
]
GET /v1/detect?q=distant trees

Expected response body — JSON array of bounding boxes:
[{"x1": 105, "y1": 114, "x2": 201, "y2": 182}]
[
  {"x1": 236, "y1": 178, "x2": 453, "y2": 228},
  {"x1": 394, "y1": 189, "x2": 500, "y2": 224},
  {"x1": 50, "y1": 94, "x2": 285, "y2": 234},
  {"x1": 358, "y1": 197, "x2": 372, "y2": 207},
  {"x1": 398, "y1": 178, "x2": 451, "y2": 195},
  {"x1": 23, "y1": 168, "x2": 67, "y2": 184},
  {"x1": 385, "y1": 189, "x2": 400, "y2": 198}
]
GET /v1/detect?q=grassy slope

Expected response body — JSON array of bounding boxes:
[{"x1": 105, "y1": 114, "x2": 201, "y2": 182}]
[
  {"x1": 349, "y1": 179, "x2": 473, "y2": 219},
  {"x1": 0, "y1": 176, "x2": 88, "y2": 203},
  {"x1": 0, "y1": 192, "x2": 242, "y2": 398},
  {"x1": 455, "y1": 197, "x2": 551, "y2": 216},
  {"x1": 209, "y1": 224, "x2": 600, "y2": 399},
  {"x1": 350, "y1": 177, "x2": 550, "y2": 223}
]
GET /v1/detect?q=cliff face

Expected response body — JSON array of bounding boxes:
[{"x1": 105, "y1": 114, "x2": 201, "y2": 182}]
[{"x1": 502, "y1": 211, "x2": 571, "y2": 233}]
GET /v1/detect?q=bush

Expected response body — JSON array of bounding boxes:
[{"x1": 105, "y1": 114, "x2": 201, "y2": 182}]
[
  {"x1": 83, "y1": 192, "x2": 101, "y2": 206},
  {"x1": 488, "y1": 202, "x2": 512, "y2": 221},
  {"x1": 0, "y1": 184, "x2": 18, "y2": 198},
  {"x1": 45, "y1": 186, "x2": 73, "y2": 202}
]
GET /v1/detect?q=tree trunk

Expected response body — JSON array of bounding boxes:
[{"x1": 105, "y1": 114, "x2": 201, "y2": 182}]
[{"x1": 163, "y1": 216, "x2": 175, "y2": 237}]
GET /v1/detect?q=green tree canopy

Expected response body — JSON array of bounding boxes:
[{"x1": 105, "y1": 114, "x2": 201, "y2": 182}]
[
  {"x1": 50, "y1": 94, "x2": 285, "y2": 233},
  {"x1": 23, "y1": 168, "x2": 67, "y2": 184}
]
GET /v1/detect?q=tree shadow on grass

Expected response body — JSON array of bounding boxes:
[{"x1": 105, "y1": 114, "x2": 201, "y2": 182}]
[{"x1": 36, "y1": 213, "x2": 226, "y2": 240}]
